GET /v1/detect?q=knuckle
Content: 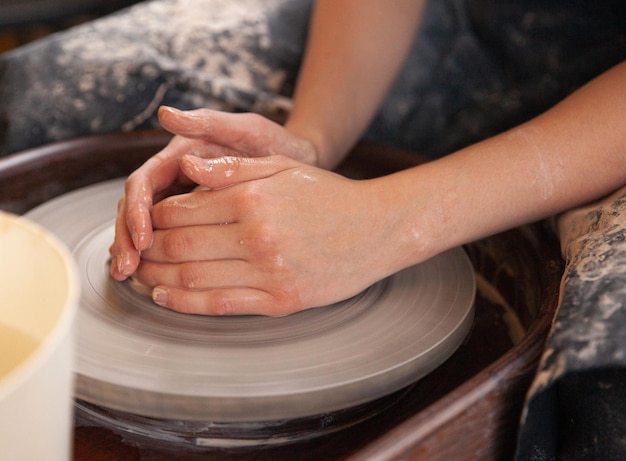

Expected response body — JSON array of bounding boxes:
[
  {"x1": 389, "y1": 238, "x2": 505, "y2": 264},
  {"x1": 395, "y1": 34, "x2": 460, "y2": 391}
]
[
  {"x1": 243, "y1": 222, "x2": 281, "y2": 254},
  {"x1": 211, "y1": 295, "x2": 238, "y2": 316},
  {"x1": 152, "y1": 200, "x2": 176, "y2": 223},
  {"x1": 178, "y1": 264, "x2": 203, "y2": 289},
  {"x1": 231, "y1": 186, "x2": 264, "y2": 216},
  {"x1": 160, "y1": 230, "x2": 188, "y2": 260}
]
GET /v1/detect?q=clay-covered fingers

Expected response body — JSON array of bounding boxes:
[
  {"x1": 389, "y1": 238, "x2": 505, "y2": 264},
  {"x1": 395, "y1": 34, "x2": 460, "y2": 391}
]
[
  {"x1": 110, "y1": 135, "x2": 200, "y2": 280},
  {"x1": 141, "y1": 224, "x2": 248, "y2": 263},
  {"x1": 134, "y1": 254, "x2": 303, "y2": 317},
  {"x1": 110, "y1": 106, "x2": 319, "y2": 284},
  {"x1": 110, "y1": 155, "x2": 195, "y2": 280},
  {"x1": 150, "y1": 286, "x2": 302, "y2": 317},
  {"x1": 149, "y1": 188, "x2": 239, "y2": 230},
  {"x1": 110, "y1": 131, "x2": 229, "y2": 278},
  {"x1": 109, "y1": 195, "x2": 141, "y2": 281},
  {"x1": 136, "y1": 259, "x2": 256, "y2": 291},
  {"x1": 178, "y1": 154, "x2": 300, "y2": 190},
  {"x1": 158, "y1": 106, "x2": 269, "y2": 146},
  {"x1": 159, "y1": 106, "x2": 319, "y2": 165}
]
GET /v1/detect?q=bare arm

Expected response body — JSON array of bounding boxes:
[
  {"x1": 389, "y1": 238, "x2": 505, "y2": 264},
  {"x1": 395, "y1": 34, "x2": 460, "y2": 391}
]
[
  {"x1": 285, "y1": 0, "x2": 425, "y2": 169},
  {"x1": 377, "y1": 60, "x2": 626, "y2": 271}
]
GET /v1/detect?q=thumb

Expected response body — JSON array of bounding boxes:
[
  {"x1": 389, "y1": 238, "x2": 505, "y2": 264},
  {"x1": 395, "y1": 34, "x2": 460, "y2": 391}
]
[
  {"x1": 179, "y1": 154, "x2": 298, "y2": 189},
  {"x1": 157, "y1": 106, "x2": 214, "y2": 139}
]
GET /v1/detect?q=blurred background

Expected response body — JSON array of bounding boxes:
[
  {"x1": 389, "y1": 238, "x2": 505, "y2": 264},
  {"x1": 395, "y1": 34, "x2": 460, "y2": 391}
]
[{"x1": 0, "y1": 0, "x2": 141, "y2": 51}]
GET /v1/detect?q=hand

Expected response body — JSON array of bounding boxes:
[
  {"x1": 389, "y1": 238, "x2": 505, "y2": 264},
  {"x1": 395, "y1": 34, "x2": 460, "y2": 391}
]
[
  {"x1": 131, "y1": 154, "x2": 399, "y2": 316},
  {"x1": 110, "y1": 106, "x2": 319, "y2": 281}
]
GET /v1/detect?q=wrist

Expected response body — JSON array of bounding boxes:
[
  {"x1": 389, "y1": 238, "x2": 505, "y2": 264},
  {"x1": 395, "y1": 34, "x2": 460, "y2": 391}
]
[
  {"x1": 284, "y1": 117, "x2": 345, "y2": 170},
  {"x1": 362, "y1": 173, "x2": 445, "y2": 277}
]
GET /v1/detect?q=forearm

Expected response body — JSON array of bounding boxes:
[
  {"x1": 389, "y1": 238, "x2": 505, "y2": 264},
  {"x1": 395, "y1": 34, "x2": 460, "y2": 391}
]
[
  {"x1": 285, "y1": 0, "x2": 425, "y2": 169},
  {"x1": 378, "y1": 61, "x2": 626, "y2": 272}
]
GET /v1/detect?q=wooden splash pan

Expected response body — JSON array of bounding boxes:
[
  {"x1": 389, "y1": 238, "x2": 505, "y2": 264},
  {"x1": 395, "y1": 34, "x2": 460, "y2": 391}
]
[{"x1": 0, "y1": 130, "x2": 562, "y2": 460}]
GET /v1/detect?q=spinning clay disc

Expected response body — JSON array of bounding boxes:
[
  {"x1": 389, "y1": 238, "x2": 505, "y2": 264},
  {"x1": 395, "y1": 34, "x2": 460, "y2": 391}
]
[{"x1": 25, "y1": 179, "x2": 475, "y2": 423}]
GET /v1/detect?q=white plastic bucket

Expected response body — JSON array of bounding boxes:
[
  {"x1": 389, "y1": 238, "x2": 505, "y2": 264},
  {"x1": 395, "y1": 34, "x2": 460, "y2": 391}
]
[{"x1": 0, "y1": 211, "x2": 79, "y2": 461}]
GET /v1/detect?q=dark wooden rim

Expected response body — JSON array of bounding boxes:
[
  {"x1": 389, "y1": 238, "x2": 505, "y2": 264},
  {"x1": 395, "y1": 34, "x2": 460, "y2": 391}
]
[{"x1": 0, "y1": 130, "x2": 562, "y2": 459}]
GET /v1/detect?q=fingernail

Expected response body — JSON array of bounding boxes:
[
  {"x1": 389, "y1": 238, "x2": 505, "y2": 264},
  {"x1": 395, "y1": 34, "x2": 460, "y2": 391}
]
[
  {"x1": 181, "y1": 155, "x2": 213, "y2": 176},
  {"x1": 109, "y1": 255, "x2": 121, "y2": 279},
  {"x1": 115, "y1": 252, "x2": 134, "y2": 277},
  {"x1": 132, "y1": 231, "x2": 142, "y2": 249},
  {"x1": 116, "y1": 254, "x2": 126, "y2": 276},
  {"x1": 123, "y1": 252, "x2": 136, "y2": 276},
  {"x1": 132, "y1": 231, "x2": 151, "y2": 251},
  {"x1": 152, "y1": 287, "x2": 168, "y2": 307},
  {"x1": 159, "y1": 105, "x2": 179, "y2": 115}
]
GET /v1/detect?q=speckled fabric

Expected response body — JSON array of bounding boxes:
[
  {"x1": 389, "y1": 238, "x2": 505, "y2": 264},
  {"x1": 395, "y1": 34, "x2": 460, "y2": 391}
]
[
  {"x1": 1, "y1": 0, "x2": 624, "y2": 157},
  {"x1": 516, "y1": 188, "x2": 626, "y2": 461},
  {"x1": 368, "y1": 0, "x2": 626, "y2": 157},
  {"x1": 0, "y1": 0, "x2": 312, "y2": 154}
]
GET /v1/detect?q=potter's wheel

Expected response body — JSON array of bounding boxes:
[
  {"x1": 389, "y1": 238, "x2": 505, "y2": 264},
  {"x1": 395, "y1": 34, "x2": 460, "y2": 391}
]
[{"x1": 25, "y1": 178, "x2": 475, "y2": 446}]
